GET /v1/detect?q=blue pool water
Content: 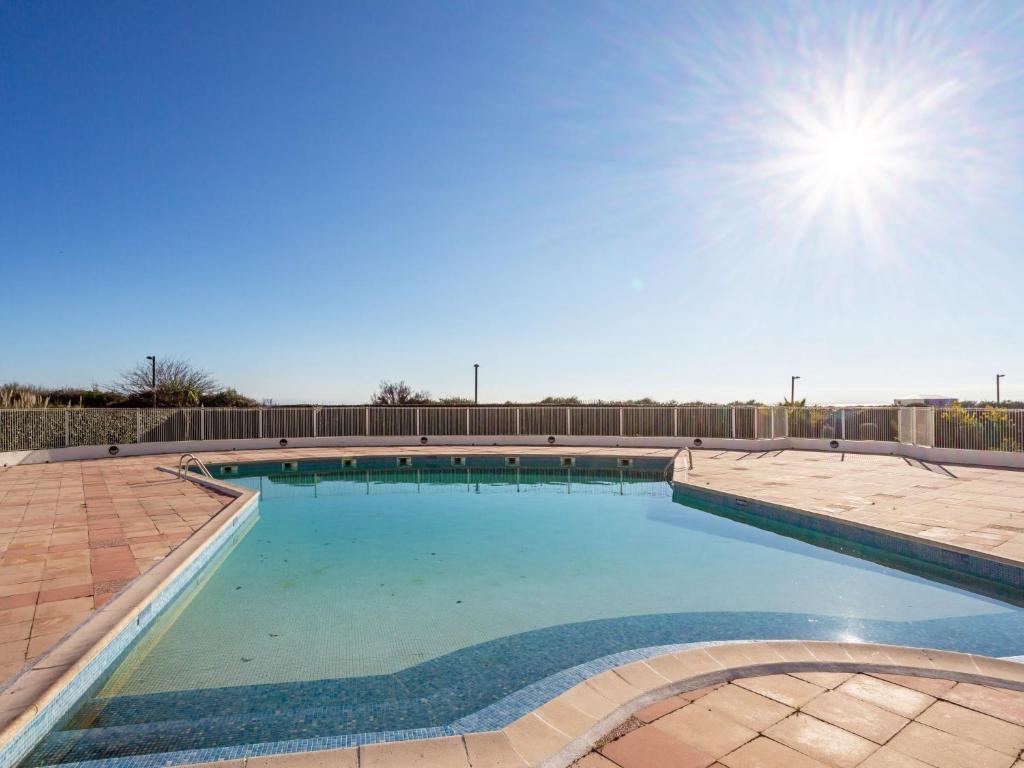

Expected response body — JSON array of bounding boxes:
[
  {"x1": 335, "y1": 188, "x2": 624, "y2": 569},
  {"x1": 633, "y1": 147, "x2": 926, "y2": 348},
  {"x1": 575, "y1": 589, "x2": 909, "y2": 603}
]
[{"x1": 23, "y1": 456, "x2": 1024, "y2": 766}]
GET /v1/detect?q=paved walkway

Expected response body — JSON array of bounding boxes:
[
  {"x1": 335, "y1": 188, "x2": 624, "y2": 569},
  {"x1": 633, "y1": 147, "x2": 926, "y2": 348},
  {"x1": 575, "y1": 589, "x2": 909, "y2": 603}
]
[
  {"x1": 683, "y1": 450, "x2": 1024, "y2": 564},
  {"x1": 578, "y1": 671, "x2": 1024, "y2": 768},
  {"x1": 0, "y1": 458, "x2": 228, "y2": 683}
]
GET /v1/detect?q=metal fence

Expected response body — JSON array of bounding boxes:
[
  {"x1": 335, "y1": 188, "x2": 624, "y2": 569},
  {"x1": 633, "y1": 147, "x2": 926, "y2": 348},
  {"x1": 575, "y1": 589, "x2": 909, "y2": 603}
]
[{"x1": 1, "y1": 405, "x2": 1022, "y2": 454}]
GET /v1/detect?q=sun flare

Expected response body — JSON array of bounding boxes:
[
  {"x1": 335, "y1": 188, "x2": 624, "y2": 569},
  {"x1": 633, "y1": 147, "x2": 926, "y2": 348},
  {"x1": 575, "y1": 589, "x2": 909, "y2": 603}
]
[{"x1": 654, "y1": 1, "x2": 1021, "y2": 262}]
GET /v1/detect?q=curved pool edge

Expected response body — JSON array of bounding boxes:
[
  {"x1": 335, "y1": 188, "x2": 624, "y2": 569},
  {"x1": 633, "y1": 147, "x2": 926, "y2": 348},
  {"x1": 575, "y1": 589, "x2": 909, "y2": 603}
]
[{"x1": 30, "y1": 640, "x2": 1024, "y2": 768}]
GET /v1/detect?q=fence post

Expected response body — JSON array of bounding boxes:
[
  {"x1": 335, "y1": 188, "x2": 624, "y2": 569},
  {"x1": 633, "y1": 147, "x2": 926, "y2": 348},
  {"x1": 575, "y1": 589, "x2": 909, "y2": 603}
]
[
  {"x1": 135, "y1": 409, "x2": 141, "y2": 444},
  {"x1": 731, "y1": 406, "x2": 736, "y2": 438},
  {"x1": 840, "y1": 409, "x2": 846, "y2": 440},
  {"x1": 753, "y1": 407, "x2": 758, "y2": 440},
  {"x1": 366, "y1": 407, "x2": 371, "y2": 437},
  {"x1": 466, "y1": 407, "x2": 471, "y2": 436},
  {"x1": 64, "y1": 409, "x2": 70, "y2": 447},
  {"x1": 566, "y1": 407, "x2": 572, "y2": 436},
  {"x1": 619, "y1": 407, "x2": 624, "y2": 437},
  {"x1": 200, "y1": 408, "x2": 205, "y2": 441},
  {"x1": 770, "y1": 407, "x2": 775, "y2": 439},
  {"x1": 673, "y1": 408, "x2": 678, "y2": 438},
  {"x1": 516, "y1": 407, "x2": 521, "y2": 435},
  {"x1": 416, "y1": 408, "x2": 421, "y2": 435},
  {"x1": 258, "y1": 408, "x2": 264, "y2": 439},
  {"x1": 312, "y1": 408, "x2": 318, "y2": 439}
]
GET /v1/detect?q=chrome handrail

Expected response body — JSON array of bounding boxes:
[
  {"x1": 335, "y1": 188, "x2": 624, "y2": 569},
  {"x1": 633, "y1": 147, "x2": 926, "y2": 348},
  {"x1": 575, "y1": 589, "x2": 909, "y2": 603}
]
[
  {"x1": 177, "y1": 452, "x2": 213, "y2": 479},
  {"x1": 665, "y1": 447, "x2": 694, "y2": 480}
]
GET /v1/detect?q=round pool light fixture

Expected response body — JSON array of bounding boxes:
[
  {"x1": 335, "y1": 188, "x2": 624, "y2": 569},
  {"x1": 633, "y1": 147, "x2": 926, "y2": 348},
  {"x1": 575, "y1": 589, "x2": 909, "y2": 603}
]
[
  {"x1": 420, "y1": 436, "x2": 428, "y2": 444},
  {"x1": 693, "y1": 438, "x2": 703, "y2": 447},
  {"x1": 108, "y1": 445, "x2": 119, "y2": 456},
  {"x1": 547, "y1": 436, "x2": 556, "y2": 445},
  {"x1": 279, "y1": 438, "x2": 288, "y2": 447}
]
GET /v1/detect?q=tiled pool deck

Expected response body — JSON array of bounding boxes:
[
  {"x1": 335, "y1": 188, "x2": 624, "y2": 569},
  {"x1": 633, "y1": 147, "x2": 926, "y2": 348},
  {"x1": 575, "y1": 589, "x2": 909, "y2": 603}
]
[
  {"x1": 579, "y1": 670, "x2": 1024, "y2": 768},
  {"x1": 680, "y1": 449, "x2": 1024, "y2": 565},
  {"x1": 0, "y1": 459, "x2": 227, "y2": 683},
  {"x1": 1, "y1": 446, "x2": 1022, "y2": 768}
]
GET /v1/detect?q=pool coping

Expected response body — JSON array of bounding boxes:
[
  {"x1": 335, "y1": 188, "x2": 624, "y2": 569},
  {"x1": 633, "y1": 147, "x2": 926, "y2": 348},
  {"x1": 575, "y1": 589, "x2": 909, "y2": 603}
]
[
  {"x1": 0, "y1": 474, "x2": 259, "y2": 768},
  {"x1": 3, "y1": 450, "x2": 1023, "y2": 768}
]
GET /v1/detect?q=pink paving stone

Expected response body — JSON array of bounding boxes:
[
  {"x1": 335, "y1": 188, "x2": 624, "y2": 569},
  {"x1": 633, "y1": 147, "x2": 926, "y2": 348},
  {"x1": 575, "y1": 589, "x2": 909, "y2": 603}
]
[
  {"x1": 0, "y1": 455, "x2": 230, "y2": 684},
  {"x1": 600, "y1": 725, "x2": 716, "y2": 768}
]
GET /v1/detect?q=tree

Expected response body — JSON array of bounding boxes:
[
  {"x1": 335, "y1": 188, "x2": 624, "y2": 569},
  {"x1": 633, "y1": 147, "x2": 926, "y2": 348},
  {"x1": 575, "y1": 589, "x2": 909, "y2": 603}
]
[
  {"x1": 371, "y1": 380, "x2": 431, "y2": 405},
  {"x1": 114, "y1": 358, "x2": 218, "y2": 407}
]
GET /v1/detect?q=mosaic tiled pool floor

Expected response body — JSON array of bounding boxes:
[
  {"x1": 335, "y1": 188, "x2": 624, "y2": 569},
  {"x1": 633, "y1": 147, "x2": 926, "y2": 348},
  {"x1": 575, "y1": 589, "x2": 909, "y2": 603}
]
[{"x1": 22, "y1": 459, "x2": 1024, "y2": 766}]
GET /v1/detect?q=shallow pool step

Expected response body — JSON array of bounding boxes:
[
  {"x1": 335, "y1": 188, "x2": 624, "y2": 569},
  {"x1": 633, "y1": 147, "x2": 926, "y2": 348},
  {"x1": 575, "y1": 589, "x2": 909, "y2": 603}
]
[{"x1": 27, "y1": 695, "x2": 443, "y2": 767}]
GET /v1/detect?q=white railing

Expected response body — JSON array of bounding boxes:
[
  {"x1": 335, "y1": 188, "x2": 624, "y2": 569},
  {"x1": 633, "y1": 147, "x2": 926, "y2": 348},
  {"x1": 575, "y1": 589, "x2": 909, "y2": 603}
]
[{"x1": 0, "y1": 405, "x2": 1021, "y2": 454}]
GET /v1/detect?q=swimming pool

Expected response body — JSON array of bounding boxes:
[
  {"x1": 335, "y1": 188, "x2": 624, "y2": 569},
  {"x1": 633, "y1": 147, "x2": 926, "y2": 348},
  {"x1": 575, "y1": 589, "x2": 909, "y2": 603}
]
[{"x1": 23, "y1": 455, "x2": 1024, "y2": 766}]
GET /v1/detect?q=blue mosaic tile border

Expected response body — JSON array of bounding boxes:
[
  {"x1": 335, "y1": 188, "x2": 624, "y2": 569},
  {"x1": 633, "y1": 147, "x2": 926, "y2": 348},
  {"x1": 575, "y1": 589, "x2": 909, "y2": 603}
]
[
  {"x1": 0, "y1": 494, "x2": 260, "y2": 768},
  {"x1": 672, "y1": 483, "x2": 1023, "y2": 591},
  {"x1": 32, "y1": 641, "x2": 733, "y2": 768}
]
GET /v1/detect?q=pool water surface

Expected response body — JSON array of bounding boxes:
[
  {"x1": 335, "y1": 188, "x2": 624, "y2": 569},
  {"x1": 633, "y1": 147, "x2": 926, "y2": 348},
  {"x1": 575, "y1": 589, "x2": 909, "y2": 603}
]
[{"x1": 23, "y1": 456, "x2": 1024, "y2": 766}]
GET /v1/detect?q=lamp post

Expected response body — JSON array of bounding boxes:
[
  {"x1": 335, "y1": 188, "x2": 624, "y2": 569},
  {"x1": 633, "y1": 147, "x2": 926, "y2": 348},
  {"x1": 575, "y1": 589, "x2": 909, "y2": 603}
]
[
  {"x1": 997, "y1": 374, "x2": 1005, "y2": 405},
  {"x1": 146, "y1": 356, "x2": 156, "y2": 408},
  {"x1": 790, "y1": 375, "x2": 801, "y2": 405},
  {"x1": 474, "y1": 364, "x2": 479, "y2": 405}
]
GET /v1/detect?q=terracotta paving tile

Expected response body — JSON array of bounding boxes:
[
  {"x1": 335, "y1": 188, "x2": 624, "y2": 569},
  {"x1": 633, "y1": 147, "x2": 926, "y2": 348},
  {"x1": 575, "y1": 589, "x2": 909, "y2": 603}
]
[
  {"x1": 871, "y1": 674, "x2": 957, "y2": 698},
  {"x1": 654, "y1": 703, "x2": 758, "y2": 758},
  {"x1": 573, "y1": 754, "x2": 620, "y2": 768},
  {"x1": 0, "y1": 455, "x2": 230, "y2": 686},
  {"x1": 0, "y1": 621, "x2": 32, "y2": 644},
  {"x1": 635, "y1": 694, "x2": 691, "y2": 723},
  {"x1": 26, "y1": 630, "x2": 71, "y2": 659},
  {"x1": 800, "y1": 690, "x2": 909, "y2": 744},
  {"x1": 732, "y1": 675, "x2": 824, "y2": 708},
  {"x1": 887, "y1": 722, "x2": 1011, "y2": 768},
  {"x1": 697, "y1": 684, "x2": 794, "y2": 732},
  {"x1": 0, "y1": 591, "x2": 37, "y2": 609},
  {"x1": 837, "y1": 675, "x2": 936, "y2": 719},
  {"x1": 719, "y1": 736, "x2": 829, "y2": 768},
  {"x1": 0, "y1": 637, "x2": 29, "y2": 668},
  {"x1": 942, "y1": 683, "x2": 1024, "y2": 727},
  {"x1": 765, "y1": 713, "x2": 877, "y2": 768},
  {"x1": 858, "y1": 746, "x2": 935, "y2": 767},
  {"x1": 600, "y1": 725, "x2": 716, "y2": 768},
  {"x1": 790, "y1": 672, "x2": 854, "y2": 689},
  {"x1": 916, "y1": 700, "x2": 1024, "y2": 757},
  {"x1": 37, "y1": 583, "x2": 93, "y2": 603}
]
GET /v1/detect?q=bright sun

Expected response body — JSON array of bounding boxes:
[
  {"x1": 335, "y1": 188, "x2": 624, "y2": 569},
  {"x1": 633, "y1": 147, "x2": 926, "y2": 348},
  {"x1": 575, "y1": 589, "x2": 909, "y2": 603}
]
[
  {"x1": 820, "y1": 128, "x2": 873, "y2": 183},
  {"x1": 759, "y1": 73, "x2": 925, "y2": 245}
]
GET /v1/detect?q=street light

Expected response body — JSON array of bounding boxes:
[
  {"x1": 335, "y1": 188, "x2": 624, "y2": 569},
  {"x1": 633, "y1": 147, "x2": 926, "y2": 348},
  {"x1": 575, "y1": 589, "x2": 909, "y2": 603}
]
[
  {"x1": 474, "y1": 363, "x2": 480, "y2": 405},
  {"x1": 146, "y1": 356, "x2": 156, "y2": 408},
  {"x1": 790, "y1": 375, "x2": 801, "y2": 405},
  {"x1": 997, "y1": 373, "x2": 1005, "y2": 404}
]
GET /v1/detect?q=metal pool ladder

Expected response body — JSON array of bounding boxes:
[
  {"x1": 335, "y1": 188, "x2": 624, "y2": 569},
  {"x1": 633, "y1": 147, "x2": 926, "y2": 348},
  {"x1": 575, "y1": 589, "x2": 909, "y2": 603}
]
[
  {"x1": 664, "y1": 447, "x2": 694, "y2": 480},
  {"x1": 177, "y1": 453, "x2": 213, "y2": 479}
]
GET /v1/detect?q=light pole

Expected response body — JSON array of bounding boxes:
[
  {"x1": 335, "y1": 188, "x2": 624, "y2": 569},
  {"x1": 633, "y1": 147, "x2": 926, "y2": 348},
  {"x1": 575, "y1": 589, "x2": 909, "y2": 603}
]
[
  {"x1": 997, "y1": 374, "x2": 1005, "y2": 405},
  {"x1": 790, "y1": 375, "x2": 801, "y2": 405},
  {"x1": 474, "y1": 363, "x2": 479, "y2": 405},
  {"x1": 146, "y1": 356, "x2": 156, "y2": 408}
]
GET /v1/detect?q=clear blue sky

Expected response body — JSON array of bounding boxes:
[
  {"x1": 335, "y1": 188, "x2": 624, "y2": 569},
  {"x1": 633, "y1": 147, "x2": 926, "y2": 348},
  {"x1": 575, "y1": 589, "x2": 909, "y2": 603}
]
[{"x1": 3, "y1": 1, "x2": 1022, "y2": 404}]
